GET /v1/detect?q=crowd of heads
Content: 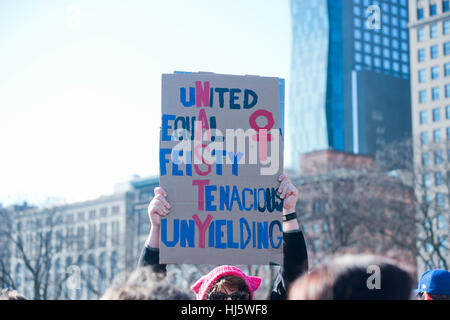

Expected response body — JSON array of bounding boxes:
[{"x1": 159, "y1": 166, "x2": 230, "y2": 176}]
[
  {"x1": 101, "y1": 255, "x2": 450, "y2": 300},
  {"x1": 288, "y1": 254, "x2": 415, "y2": 300},
  {"x1": 96, "y1": 254, "x2": 450, "y2": 301},
  {"x1": 2, "y1": 255, "x2": 449, "y2": 301}
]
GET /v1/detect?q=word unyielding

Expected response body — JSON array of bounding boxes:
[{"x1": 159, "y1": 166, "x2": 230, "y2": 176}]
[{"x1": 161, "y1": 214, "x2": 283, "y2": 250}]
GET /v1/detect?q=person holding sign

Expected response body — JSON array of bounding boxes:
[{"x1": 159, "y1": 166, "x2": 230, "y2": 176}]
[{"x1": 138, "y1": 174, "x2": 308, "y2": 300}]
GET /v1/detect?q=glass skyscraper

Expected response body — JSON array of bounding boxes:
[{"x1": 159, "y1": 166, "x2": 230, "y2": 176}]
[{"x1": 286, "y1": 0, "x2": 411, "y2": 171}]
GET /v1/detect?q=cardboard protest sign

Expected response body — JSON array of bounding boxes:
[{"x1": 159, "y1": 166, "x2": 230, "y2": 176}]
[{"x1": 159, "y1": 72, "x2": 284, "y2": 265}]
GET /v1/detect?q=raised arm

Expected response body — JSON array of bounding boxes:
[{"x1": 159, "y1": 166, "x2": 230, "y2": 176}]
[
  {"x1": 270, "y1": 174, "x2": 309, "y2": 300},
  {"x1": 137, "y1": 187, "x2": 171, "y2": 272}
]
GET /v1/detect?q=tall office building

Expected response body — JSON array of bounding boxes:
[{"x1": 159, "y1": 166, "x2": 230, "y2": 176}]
[
  {"x1": 408, "y1": 0, "x2": 450, "y2": 274},
  {"x1": 287, "y1": 0, "x2": 412, "y2": 171}
]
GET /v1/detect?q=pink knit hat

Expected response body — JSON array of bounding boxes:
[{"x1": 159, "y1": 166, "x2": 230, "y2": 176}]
[{"x1": 190, "y1": 265, "x2": 262, "y2": 300}]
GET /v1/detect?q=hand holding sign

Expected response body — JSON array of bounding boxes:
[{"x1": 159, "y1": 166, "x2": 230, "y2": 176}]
[
  {"x1": 146, "y1": 187, "x2": 171, "y2": 249},
  {"x1": 278, "y1": 175, "x2": 298, "y2": 214},
  {"x1": 148, "y1": 187, "x2": 171, "y2": 227}
]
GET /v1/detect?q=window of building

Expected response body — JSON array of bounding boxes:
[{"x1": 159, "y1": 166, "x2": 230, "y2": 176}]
[
  {"x1": 77, "y1": 226, "x2": 85, "y2": 251},
  {"x1": 432, "y1": 87, "x2": 441, "y2": 101},
  {"x1": 420, "y1": 110, "x2": 428, "y2": 123},
  {"x1": 400, "y1": 6, "x2": 408, "y2": 17},
  {"x1": 312, "y1": 239, "x2": 319, "y2": 253},
  {"x1": 392, "y1": 28, "x2": 399, "y2": 38},
  {"x1": 430, "y1": 23, "x2": 438, "y2": 38},
  {"x1": 418, "y1": 48, "x2": 426, "y2": 62},
  {"x1": 99, "y1": 207, "x2": 107, "y2": 217},
  {"x1": 435, "y1": 151, "x2": 444, "y2": 165},
  {"x1": 424, "y1": 173, "x2": 431, "y2": 188},
  {"x1": 437, "y1": 193, "x2": 445, "y2": 208},
  {"x1": 77, "y1": 211, "x2": 85, "y2": 221},
  {"x1": 432, "y1": 66, "x2": 440, "y2": 80},
  {"x1": 422, "y1": 152, "x2": 430, "y2": 166},
  {"x1": 374, "y1": 46, "x2": 381, "y2": 56},
  {"x1": 421, "y1": 131, "x2": 429, "y2": 145},
  {"x1": 444, "y1": 42, "x2": 450, "y2": 55},
  {"x1": 419, "y1": 69, "x2": 427, "y2": 83},
  {"x1": 446, "y1": 105, "x2": 450, "y2": 119},
  {"x1": 446, "y1": 63, "x2": 450, "y2": 77},
  {"x1": 374, "y1": 57, "x2": 381, "y2": 67},
  {"x1": 312, "y1": 223, "x2": 319, "y2": 234},
  {"x1": 374, "y1": 34, "x2": 381, "y2": 44},
  {"x1": 417, "y1": 7, "x2": 424, "y2": 20},
  {"x1": 88, "y1": 224, "x2": 96, "y2": 248},
  {"x1": 99, "y1": 223, "x2": 107, "y2": 247},
  {"x1": 393, "y1": 51, "x2": 400, "y2": 61},
  {"x1": 417, "y1": 27, "x2": 425, "y2": 42},
  {"x1": 112, "y1": 205, "x2": 120, "y2": 215},
  {"x1": 322, "y1": 238, "x2": 329, "y2": 251},
  {"x1": 436, "y1": 172, "x2": 444, "y2": 185},
  {"x1": 355, "y1": 41, "x2": 362, "y2": 51},
  {"x1": 433, "y1": 107, "x2": 441, "y2": 121},
  {"x1": 392, "y1": 39, "x2": 399, "y2": 49},
  {"x1": 444, "y1": 0, "x2": 450, "y2": 13},
  {"x1": 419, "y1": 89, "x2": 427, "y2": 103},
  {"x1": 401, "y1": 19, "x2": 408, "y2": 28},
  {"x1": 111, "y1": 221, "x2": 120, "y2": 245},
  {"x1": 392, "y1": 16, "x2": 399, "y2": 27},
  {"x1": 431, "y1": 45, "x2": 439, "y2": 59},
  {"x1": 446, "y1": 84, "x2": 450, "y2": 97},
  {"x1": 434, "y1": 128, "x2": 442, "y2": 142},
  {"x1": 364, "y1": 55, "x2": 372, "y2": 67},
  {"x1": 430, "y1": 3, "x2": 437, "y2": 16},
  {"x1": 393, "y1": 62, "x2": 400, "y2": 72},
  {"x1": 140, "y1": 191, "x2": 151, "y2": 202},
  {"x1": 401, "y1": 41, "x2": 408, "y2": 51},
  {"x1": 444, "y1": 20, "x2": 450, "y2": 35},
  {"x1": 437, "y1": 215, "x2": 446, "y2": 229}
]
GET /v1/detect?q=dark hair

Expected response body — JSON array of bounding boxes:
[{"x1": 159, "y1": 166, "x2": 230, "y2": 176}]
[
  {"x1": 207, "y1": 275, "x2": 249, "y2": 295},
  {"x1": 101, "y1": 267, "x2": 192, "y2": 300},
  {"x1": 288, "y1": 254, "x2": 414, "y2": 300}
]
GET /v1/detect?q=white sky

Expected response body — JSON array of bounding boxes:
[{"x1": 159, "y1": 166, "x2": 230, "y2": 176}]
[{"x1": 0, "y1": 0, "x2": 292, "y2": 206}]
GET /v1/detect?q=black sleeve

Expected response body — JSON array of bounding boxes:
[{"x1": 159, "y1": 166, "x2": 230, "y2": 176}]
[
  {"x1": 137, "y1": 246, "x2": 167, "y2": 274},
  {"x1": 270, "y1": 229, "x2": 309, "y2": 300}
]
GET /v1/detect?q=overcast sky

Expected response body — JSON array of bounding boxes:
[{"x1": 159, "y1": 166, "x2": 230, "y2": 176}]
[{"x1": 0, "y1": 0, "x2": 292, "y2": 206}]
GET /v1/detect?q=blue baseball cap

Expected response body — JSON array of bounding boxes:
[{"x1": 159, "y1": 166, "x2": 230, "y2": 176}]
[{"x1": 415, "y1": 270, "x2": 450, "y2": 295}]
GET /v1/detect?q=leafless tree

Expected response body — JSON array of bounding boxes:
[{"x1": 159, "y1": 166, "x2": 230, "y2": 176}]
[
  {"x1": 0, "y1": 205, "x2": 128, "y2": 300},
  {"x1": 293, "y1": 146, "x2": 417, "y2": 268}
]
